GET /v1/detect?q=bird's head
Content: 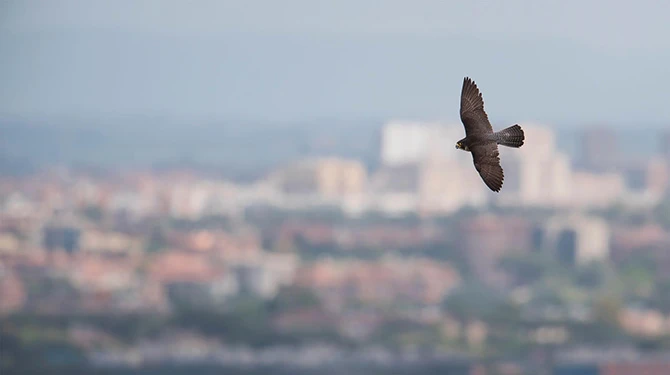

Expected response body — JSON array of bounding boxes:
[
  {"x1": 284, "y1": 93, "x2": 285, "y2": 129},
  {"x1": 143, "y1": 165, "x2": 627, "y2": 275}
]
[{"x1": 455, "y1": 142, "x2": 466, "y2": 151}]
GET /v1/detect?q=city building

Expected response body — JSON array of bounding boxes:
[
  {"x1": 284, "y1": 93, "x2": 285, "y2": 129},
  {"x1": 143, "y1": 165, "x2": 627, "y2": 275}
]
[
  {"x1": 457, "y1": 214, "x2": 532, "y2": 287},
  {"x1": 376, "y1": 120, "x2": 488, "y2": 215},
  {"x1": 43, "y1": 225, "x2": 81, "y2": 253},
  {"x1": 569, "y1": 171, "x2": 626, "y2": 208},
  {"x1": 538, "y1": 215, "x2": 611, "y2": 266},
  {"x1": 271, "y1": 157, "x2": 368, "y2": 201},
  {"x1": 497, "y1": 124, "x2": 573, "y2": 207},
  {"x1": 380, "y1": 121, "x2": 459, "y2": 166}
]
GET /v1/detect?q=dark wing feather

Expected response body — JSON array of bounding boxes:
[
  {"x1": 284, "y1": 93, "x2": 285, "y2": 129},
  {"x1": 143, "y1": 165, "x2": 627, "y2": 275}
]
[
  {"x1": 470, "y1": 142, "x2": 504, "y2": 192},
  {"x1": 460, "y1": 77, "x2": 493, "y2": 137}
]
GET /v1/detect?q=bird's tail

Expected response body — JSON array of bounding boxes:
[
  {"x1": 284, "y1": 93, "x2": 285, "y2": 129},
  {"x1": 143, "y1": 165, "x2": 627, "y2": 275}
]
[{"x1": 495, "y1": 124, "x2": 524, "y2": 148}]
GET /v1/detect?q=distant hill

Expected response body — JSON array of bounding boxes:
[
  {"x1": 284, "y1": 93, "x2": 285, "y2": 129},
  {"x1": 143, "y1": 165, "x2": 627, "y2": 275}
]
[{"x1": 0, "y1": 116, "x2": 662, "y2": 180}]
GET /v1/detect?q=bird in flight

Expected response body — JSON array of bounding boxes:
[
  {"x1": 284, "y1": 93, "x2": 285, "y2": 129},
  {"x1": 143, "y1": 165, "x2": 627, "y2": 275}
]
[{"x1": 456, "y1": 77, "x2": 525, "y2": 192}]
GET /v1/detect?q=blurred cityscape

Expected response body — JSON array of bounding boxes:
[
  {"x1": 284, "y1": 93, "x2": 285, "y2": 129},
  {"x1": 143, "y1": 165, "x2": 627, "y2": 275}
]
[{"x1": 3, "y1": 120, "x2": 670, "y2": 375}]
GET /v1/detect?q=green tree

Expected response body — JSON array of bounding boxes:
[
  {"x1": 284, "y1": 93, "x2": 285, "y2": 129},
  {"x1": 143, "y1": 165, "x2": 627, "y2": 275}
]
[
  {"x1": 620, "y1": 256, "x2": 656, "y2": 297},
  {"x1": 81, "y1": 205, "x2": 104, "y2": 222},
  {"x1": 650, "y1": 278, "x2": 670, "y2": 313},
  {"x1": 442, "y1": 281, "x2": 505, "y2": 323},
  {"x1": 267, "y1": 285, "x2": 321, "y2": 313},
  {"x1": 587, "y1": 293, "x2": 624, "y2": 342},
  {"x1": 499, "y1": 252, "x2": 553, "y2": 286},
  {"x1": 575, "y1": 262, "x2": 606, "y2": 289},
  {"x1": 146, "y1": 225, "x2": 168, "y2": 252},
  {"x1": 654, "y1": 195, "x2": 670, "y2": 229},
  {"x1": 592, "y1": 293, "x2": 622, "y2": 327}
]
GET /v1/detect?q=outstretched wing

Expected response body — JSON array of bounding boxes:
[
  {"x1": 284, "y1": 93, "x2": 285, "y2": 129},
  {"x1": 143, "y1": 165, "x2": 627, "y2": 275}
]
[
  {"x1": 470, "y1": 142, "x2": 504, "y2": 192},
  {"x1": 460, "y1": 77, "x2": 493, "y2": 137}
]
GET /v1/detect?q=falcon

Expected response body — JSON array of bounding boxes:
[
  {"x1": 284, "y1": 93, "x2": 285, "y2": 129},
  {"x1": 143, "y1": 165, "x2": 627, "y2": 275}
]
[{"x1": 456, "y1": 77, "x2": 525, "y2": 192}]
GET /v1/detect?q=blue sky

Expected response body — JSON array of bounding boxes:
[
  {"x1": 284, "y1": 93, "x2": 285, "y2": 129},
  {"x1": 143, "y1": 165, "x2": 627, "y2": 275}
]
[{"x1": 2, "y1": 0, "x2": 670, "y2": 126}]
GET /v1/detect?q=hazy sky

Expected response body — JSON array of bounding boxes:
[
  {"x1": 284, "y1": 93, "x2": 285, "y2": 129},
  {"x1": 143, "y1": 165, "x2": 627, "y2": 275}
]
[{"x1": 2, "y1": 0, "x2": 670, "y2": 126}]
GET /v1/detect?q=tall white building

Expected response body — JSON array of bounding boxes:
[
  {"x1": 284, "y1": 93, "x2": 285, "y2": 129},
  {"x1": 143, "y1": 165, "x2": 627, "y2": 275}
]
[
  {"x1": 380, "y1": 121, "x2": 465, "y2": 166},
  {"x1": 417, "y1": 157, "x2": 488, "y2": 215},
  {"x1": 497, "y1": 124, "x2": 573, "y2": 207},
  {"x1": 375, "y1": 120, "x2": 487, "y2": 215}
]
